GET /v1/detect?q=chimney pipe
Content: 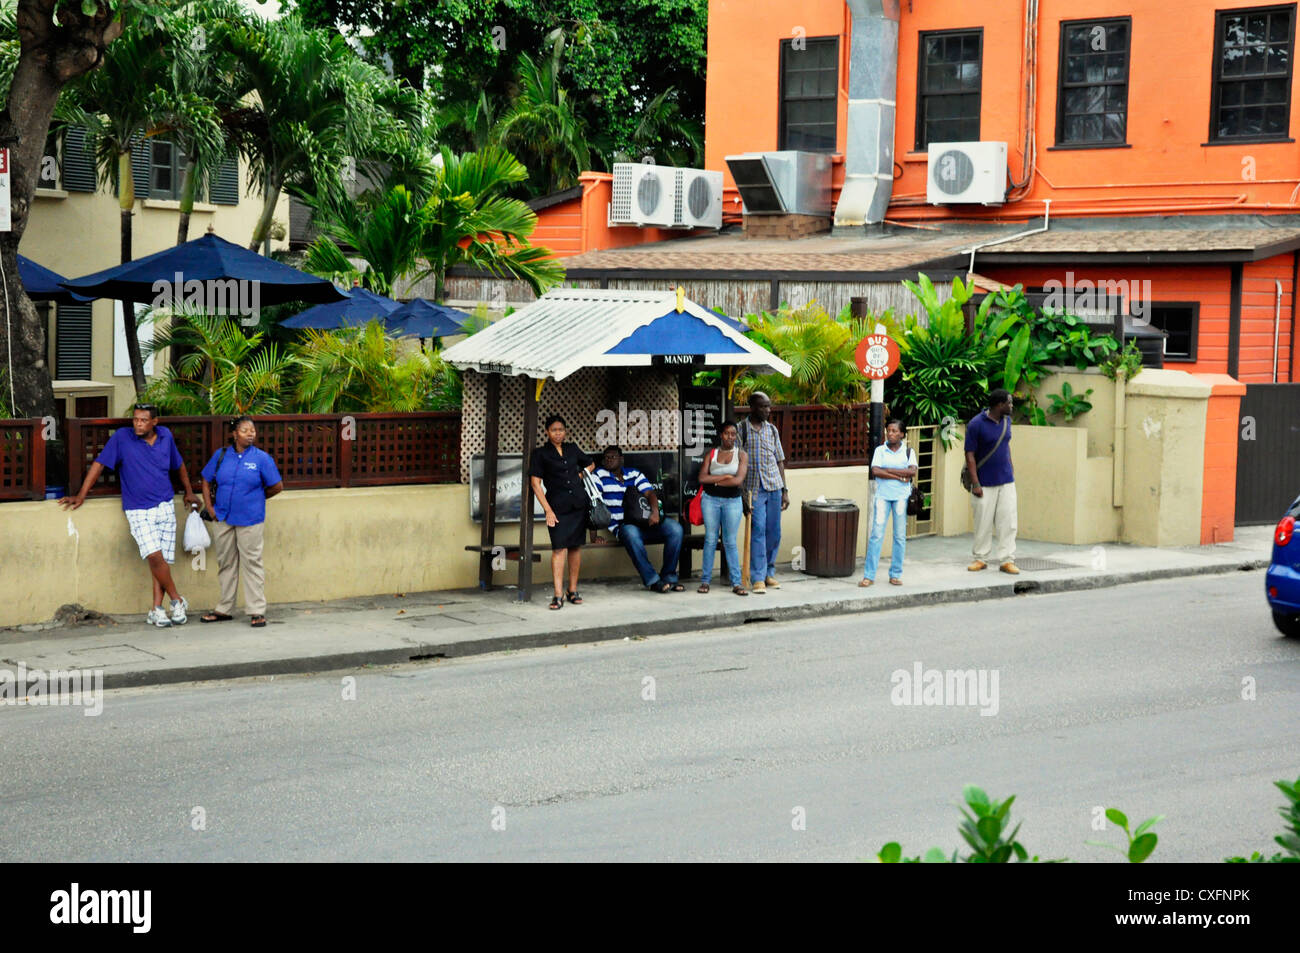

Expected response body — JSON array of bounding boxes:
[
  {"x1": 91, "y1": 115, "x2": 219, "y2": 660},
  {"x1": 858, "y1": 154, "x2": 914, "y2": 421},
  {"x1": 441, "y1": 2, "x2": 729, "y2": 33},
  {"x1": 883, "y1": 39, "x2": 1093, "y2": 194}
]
[{"x1": 834, "y1": 0, "x2": 901, "y2": 227}]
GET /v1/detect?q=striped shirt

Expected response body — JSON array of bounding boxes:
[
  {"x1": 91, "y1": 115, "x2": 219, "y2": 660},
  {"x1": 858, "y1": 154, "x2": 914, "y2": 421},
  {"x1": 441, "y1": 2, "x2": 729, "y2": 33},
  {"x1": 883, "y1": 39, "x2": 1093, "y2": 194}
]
[
  {"x1": 593, "y1": 467, "x2": 653, "y2": 530},
  {"x1": 739, "y1": 417, "x2": 785, "y2": 493}
]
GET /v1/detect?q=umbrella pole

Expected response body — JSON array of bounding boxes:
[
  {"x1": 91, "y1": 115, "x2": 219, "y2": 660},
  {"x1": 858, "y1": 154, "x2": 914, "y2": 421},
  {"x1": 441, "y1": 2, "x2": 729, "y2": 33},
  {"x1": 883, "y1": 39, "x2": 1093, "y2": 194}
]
[{"x1": 741, "y1": 489, "x2": 752, "y2": 590}]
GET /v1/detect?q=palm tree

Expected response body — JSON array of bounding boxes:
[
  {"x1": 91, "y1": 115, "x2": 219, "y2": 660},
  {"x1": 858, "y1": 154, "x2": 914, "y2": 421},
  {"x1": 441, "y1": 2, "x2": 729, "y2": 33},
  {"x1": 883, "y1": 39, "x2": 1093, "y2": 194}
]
[
  {"x1": 301, "y1": 183, "x2": 427, "y2": 296},
  {"x1": 292, "y1": 320, "x2": 444, "y2": 413},
  {"x1": 65, "y1": 15, "x2": 173, "y2": 394},
  {"x1": 140, "y1": 307, "x2": 296, "y2": 415},
  {"x1": 493, "y1": 29, "x2": 595, "y2": 195},
  {"x1": 226, "y1": 15, "x2": 419, "y2": 251},
  {"x1": 738, "y1": 302, "x2": 875, "y2": 406},
  {"x1": 611, "y1": 86, "x2": 704, "y2": 168},
  {"x1": 417, "y1": 145, "x2": 564, "y2": 301}
]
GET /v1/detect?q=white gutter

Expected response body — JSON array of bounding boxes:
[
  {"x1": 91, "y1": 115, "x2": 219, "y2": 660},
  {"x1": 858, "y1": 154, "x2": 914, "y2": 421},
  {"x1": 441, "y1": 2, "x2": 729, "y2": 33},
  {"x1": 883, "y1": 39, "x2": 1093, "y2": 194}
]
[
  {"x1": 964, "y1": 199, "x2": 1052, "y2": 276},
  {"x1": 1274, "y1": 278, "x2": 1283, "y2": 382}
]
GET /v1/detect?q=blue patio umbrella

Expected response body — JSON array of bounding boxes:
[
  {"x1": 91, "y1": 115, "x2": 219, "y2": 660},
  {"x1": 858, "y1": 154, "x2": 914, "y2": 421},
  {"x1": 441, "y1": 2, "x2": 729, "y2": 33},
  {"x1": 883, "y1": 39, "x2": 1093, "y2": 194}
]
[
  {"x1": 384, "y1": 298, "x2": 471, "y2": 339},
  {"x1": 279, "y1": 286, "x2": 402, "y2": 330},
  {"x1": 60, "y1": 232, "x2": 346, "y2": 306},
  {"x1": 18, "y1": 255, "x2": 92, "y2": 303}
]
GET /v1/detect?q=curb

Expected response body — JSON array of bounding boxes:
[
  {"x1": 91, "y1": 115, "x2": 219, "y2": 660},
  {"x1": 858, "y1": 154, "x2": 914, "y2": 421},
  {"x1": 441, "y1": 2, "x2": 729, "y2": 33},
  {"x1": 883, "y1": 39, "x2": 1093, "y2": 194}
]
[{"x1": 91, "y1": 558, "x2": 1269, "y2": 691}]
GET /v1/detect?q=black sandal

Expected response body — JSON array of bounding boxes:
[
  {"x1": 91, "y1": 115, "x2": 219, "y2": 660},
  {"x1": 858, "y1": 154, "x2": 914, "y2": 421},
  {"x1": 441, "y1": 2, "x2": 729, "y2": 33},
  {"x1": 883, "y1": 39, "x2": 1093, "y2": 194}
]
[
  {"x1": 549, "y1": 595, "x2": 563, "y2": 610},
  {"x1": 200, "y1": 612, "x2": 233, "y2": 623},
  {"x1": 653, "y1": 581, "x2": 673, "y2": 594},
  {"x1": 670, "y1": 583, "x2": 686, "y2": 592},
  {"x1": 250, "y1": 615, "x2": 267, "y2": 627},
  {"x1": 566, "y1": 590, "x2": 583, "y2": 605}
]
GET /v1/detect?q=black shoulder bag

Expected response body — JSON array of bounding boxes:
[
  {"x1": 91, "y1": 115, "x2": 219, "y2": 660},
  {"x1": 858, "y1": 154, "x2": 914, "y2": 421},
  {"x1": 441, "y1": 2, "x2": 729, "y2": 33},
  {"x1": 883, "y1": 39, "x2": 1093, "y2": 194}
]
[{"x1": 961, "y1": 416, "x2": 1009, "y2": 493}]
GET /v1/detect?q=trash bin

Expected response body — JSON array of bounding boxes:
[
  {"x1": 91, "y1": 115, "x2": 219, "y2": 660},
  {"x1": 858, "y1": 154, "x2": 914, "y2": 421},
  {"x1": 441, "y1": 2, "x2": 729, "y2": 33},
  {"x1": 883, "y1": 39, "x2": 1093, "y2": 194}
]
[{"x1": 801, "y1": 498, "x2": 859, "y2": 576}]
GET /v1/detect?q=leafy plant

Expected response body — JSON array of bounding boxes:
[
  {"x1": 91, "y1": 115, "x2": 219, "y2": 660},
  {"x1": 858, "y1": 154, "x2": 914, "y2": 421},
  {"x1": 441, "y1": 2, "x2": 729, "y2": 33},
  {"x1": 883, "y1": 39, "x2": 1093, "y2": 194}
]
[
  {"x1": 1087, "y1": 808, "x2": 1163, "y2": 863},
  {"x1": 1101, "y1": 341, "x2": 1145, "y2": 382},
  {"x1": 140, "y1": 309, "x2": 296, "y2": 415},
  {"x1": 291, "y1": 319, "x2": 452, "y2": 413},
  {"x1": 1046, "y1": 381, "x2": 1094, "y2": 422},
  {"x1": 1225, "y1": 775, "x2": 1300, "y2": 863},
  {"x1": 736, "y1": 300, "x2": 873, "y2": 406},
  {"x1": 877, "y1": 785, "x2": 1063, "y2": 863}
]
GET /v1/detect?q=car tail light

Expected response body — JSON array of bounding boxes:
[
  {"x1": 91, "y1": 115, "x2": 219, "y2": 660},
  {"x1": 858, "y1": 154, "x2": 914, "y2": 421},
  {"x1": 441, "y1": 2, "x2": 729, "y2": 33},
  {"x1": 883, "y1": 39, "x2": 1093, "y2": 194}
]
[
  {"x1": 1269, "y1": 586, "x2": 1279, "y2": 598},
  {"x1": 1276, "y1": 516, "x2": 1295, "y2": 547}
]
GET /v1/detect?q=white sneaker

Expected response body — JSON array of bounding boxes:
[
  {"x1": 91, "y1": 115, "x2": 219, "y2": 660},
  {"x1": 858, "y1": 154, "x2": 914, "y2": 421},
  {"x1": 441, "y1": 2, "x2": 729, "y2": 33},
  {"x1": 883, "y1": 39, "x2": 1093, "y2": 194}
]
[
  {"x1": 170, "y1": 596, "x2": 189, "y2": 625},
  {"x1": 146, "y1": 606, "x2": 173, "y2": 628}
]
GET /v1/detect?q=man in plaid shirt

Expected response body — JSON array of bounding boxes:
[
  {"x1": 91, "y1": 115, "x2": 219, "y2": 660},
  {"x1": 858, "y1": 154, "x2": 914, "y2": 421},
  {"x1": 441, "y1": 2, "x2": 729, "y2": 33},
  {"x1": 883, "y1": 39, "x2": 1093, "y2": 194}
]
[{"x1": 738, "y1": 391, "x2": 789, "y2": 593}]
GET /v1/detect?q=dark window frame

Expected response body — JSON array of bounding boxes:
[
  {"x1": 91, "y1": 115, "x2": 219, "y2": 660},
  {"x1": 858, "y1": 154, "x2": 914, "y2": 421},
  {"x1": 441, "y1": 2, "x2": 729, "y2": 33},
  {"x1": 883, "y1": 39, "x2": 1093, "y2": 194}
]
[
  {"x1": 915, "y1": 28, "x2": 984, "y2": 151},
  {"x1": 778, "y1": 35, "x2": 841, "y2": 153},
  {"x1": 1146, "y1": 301, "x2": 1200, "y2": 362},
  {"x1": 1208, "y1": 3, "x2": 1297, "y2": 144},
  {"x1": 147, "y1": 138, "x2": 186, "y2": 200},
  {"x1": 1055, "y1": 16, "x2": 1133, "y2": 148}
]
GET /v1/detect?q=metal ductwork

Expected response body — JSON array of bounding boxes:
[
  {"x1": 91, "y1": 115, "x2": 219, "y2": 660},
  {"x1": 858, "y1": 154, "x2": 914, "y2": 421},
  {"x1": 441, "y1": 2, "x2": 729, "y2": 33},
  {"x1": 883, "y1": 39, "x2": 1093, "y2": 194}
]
[{"x1": 833, "y1": 0, "x2": 900, "y2": 227}]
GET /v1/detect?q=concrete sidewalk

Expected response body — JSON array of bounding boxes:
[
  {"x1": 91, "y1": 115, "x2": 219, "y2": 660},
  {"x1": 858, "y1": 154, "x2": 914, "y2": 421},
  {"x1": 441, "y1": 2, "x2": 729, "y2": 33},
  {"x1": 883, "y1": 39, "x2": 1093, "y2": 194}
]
[{"x1": 1, "y1": 526, "x2": 1274, "y2": 689}]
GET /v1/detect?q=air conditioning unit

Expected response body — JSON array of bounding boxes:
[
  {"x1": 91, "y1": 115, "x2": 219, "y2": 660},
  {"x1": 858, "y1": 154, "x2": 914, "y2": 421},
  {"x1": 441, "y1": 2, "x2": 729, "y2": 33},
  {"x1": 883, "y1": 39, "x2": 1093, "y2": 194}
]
[
  {"x1": 610, "y1": 162, "x2": 676, "y2": 227},
  {"x1": 724, "y1": 151, "x2": 832, "y2": 216},
  {"x1": 926, "y1": 142, "x2": 1007, "y2": 205},
  {"x1": 674, "y1": 168, "x2": 723, "y2": 228}
]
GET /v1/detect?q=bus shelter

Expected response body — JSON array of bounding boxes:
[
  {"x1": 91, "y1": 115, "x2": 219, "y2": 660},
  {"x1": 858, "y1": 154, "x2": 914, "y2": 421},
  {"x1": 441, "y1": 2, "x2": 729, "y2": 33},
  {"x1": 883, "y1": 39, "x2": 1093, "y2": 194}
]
[{"x1": 442, "y1": 287, "x2": 791, "y2": 600}]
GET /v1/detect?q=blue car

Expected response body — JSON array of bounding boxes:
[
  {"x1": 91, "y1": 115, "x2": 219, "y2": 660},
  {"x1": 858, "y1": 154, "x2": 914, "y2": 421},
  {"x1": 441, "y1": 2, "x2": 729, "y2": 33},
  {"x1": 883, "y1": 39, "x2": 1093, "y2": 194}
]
[{"x1": 1266, "y1": 496, "x2": 1300, "y2": 638}]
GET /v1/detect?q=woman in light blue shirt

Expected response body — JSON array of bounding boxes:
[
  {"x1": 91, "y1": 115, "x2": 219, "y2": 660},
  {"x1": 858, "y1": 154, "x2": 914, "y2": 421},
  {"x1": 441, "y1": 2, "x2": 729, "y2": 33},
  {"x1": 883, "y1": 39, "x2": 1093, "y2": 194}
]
[{"x1": 861, "y1": 420, "x2": 917, "y2": 587}]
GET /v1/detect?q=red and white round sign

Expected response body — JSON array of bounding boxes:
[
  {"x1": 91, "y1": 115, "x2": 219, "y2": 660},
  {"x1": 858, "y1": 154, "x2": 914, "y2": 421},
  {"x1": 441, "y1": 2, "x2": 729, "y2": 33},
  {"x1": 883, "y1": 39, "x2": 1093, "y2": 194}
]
[{"x1": 855, "y1": 334, "x2": 900, "y2": 380}]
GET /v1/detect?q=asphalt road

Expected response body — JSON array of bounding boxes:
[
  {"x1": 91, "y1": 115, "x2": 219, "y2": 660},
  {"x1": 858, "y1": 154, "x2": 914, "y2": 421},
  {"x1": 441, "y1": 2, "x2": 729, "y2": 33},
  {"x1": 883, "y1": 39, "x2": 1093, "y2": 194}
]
[{"x1": 3, "y1": 571, "x2": 1297, "y2": 862}]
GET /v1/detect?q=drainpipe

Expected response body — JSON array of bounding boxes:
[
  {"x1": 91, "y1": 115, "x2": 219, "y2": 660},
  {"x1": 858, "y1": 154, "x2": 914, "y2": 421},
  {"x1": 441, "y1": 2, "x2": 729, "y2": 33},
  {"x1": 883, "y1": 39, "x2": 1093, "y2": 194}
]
[
  {"x1": 1274, "y1": 278, "x2": 1283, "y2": 382},
  {"x1": 963, "y1": 199, "x2": 1052, "y2": 276},
  {"x1": 833, "y1": 0, "x2": 901, "y2": 227},
  {"x1": 1113, "y1": 369, "x2": 1126, "y2": 508}
]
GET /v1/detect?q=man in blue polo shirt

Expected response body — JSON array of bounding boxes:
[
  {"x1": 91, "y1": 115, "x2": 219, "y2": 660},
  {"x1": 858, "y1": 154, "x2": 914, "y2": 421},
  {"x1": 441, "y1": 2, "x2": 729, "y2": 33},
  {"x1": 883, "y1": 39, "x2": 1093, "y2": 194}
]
[
  {"x1": 588, "y1": 445, "x2": 684, "y2": 593},
  {"x1": 61, "y1": 403, "x2": 200, "y2": 626},
  {"x1": 964, "y1": 388, "x2": 1018, "y2": 574}
]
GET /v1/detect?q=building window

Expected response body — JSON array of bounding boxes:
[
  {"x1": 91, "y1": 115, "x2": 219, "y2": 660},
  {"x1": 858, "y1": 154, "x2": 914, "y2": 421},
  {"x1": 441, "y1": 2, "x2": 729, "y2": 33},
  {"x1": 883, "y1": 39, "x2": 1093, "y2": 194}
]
[
  {"x1": 1210, "y1": 5, "x2": 1296, "y2": 141},
  {"x1": 55, "y1": 302, "x2": 93, "y2": 380},
  {"x1": 916, "y1": 29, "x2": 982, "y2": 150},
  {"x1": 149, "y1": 139, "x2": 186, "y2": 200},
  {"x1": 779, "y1": 36, "x2": 839, "y2": 152},
  {"x1": 1148, "y1": 303, "x2": 1199, "y2": 361},
  {"x1": 1057, "y1": 18, "x2": 1131, "y2": 146}
]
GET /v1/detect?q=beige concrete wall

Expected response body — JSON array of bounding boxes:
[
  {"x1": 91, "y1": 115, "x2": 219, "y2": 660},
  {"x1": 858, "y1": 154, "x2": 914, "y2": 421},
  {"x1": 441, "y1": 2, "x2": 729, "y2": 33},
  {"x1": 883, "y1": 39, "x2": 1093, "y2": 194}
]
[
  {"x1": 931, "y1": 368, "x2": 1213, "y2": 547},
  {"x1": 1120, "y1": 370, "x2": 1211, "y2": 547},
  {"x1": 26, "y1": 160, "x2": 290, "y2": 417},
  {"x1": 0, "y1": 466, "x2": 874, "y2": 626}
]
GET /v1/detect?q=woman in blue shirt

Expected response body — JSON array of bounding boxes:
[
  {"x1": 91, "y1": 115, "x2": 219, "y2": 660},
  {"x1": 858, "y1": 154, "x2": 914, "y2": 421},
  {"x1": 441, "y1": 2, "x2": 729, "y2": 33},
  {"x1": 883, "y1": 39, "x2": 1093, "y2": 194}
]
[
  {"x1": 199, "y1": 416, "x2": 284, "y2": 627},
  {"x1": 861, "y1": 419, "x2": 917, "y2": 587}
]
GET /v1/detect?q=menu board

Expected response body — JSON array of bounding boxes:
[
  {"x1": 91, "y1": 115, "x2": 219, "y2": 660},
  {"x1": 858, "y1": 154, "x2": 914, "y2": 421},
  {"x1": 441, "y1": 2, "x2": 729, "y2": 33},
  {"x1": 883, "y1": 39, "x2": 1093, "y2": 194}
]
[{"x1": 679, "y1": 385, "x2": 728, "y2": 509}]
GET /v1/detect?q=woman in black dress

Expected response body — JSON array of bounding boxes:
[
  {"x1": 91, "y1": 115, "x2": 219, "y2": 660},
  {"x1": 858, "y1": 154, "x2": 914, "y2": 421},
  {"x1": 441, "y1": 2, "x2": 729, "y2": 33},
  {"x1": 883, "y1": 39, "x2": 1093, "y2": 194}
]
[{"x1": 529, "y1": 414, "x2": 596, "y2": 610}]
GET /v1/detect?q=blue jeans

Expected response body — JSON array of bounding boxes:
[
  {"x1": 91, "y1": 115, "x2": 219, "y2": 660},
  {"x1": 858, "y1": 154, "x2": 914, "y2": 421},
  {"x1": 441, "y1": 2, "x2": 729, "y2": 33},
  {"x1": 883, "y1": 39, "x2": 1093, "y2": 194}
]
[
  {"x1": 750, "y1": 487, "x2": 783, "y2": 582},
  {"x1": 701, "y1": 492, "x2": 743, "y2": 586},
  {"x1": 616, "y1": 518, "x2": 683, "y2": 588},
  {"x1": 864, "y1": 494, "x2": 908, "y2": 580}
]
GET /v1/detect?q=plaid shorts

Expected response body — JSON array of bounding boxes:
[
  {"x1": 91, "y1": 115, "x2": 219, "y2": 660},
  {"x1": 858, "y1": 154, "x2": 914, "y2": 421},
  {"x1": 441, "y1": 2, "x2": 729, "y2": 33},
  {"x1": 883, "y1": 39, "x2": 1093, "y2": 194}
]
[{"x1": 124, "y1": 500, "x2": 177, "y2": 563}]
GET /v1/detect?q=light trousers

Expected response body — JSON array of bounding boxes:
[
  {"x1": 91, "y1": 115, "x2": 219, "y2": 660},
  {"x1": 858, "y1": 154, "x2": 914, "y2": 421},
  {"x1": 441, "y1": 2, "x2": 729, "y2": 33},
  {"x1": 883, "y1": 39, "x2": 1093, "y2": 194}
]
[
  {"x1": 971, "y1": 482, "x2": 1017, "y2": 565},
  {"x1": 213, "y1": 520, "x2": 267, "y2": 616}
]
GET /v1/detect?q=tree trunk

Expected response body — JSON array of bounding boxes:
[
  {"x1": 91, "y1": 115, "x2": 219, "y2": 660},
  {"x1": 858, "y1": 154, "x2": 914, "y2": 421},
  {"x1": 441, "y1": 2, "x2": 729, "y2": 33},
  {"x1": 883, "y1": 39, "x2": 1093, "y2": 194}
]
[
  {"x1": 176, "y1": 154, "x2": 198, "y2": 245},
  {"x1": 118, "y1": 149, "x2": 145, "y2": 396},
  {"x1": 249, "y1": 179, "x2": 280, "y2": 251},
  {"x1": 0, "y1": 1, "x2": 124, "y2": 420}
]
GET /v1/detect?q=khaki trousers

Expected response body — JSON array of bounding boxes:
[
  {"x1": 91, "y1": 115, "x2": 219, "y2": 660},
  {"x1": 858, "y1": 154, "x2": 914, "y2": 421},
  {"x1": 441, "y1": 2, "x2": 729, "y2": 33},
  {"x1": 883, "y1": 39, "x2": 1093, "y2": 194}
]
[
  {"x1": 971, "y1": 482, "x2": 1017, "y2": 565},
  {"x1": 213, "y1": 520, "x2": 267, "y2": 616}
]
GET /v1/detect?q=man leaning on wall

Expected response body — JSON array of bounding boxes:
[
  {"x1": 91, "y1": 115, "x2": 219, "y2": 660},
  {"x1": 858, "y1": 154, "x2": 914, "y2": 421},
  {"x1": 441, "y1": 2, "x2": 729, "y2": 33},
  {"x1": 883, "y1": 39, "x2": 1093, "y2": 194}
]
[{"x1": 965, "y1": 388, "x2": 1019, "y2": 575}]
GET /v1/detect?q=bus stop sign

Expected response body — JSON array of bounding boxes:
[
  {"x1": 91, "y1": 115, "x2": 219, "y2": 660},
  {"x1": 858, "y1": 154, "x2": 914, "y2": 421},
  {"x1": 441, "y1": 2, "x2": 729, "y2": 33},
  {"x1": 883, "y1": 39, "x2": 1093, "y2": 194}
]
[{"x1": 855, "y1": 333, "x2": 899, "y2": 380}]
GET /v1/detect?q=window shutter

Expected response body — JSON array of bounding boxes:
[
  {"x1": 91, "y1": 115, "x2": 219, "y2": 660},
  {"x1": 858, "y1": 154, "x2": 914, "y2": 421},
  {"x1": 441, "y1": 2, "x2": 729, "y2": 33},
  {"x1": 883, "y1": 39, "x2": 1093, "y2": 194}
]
[
  {"x1": 55, "y1": 303, "x2": 94, "y2": 380},
  {"x1": 209, "y1": 153, "x2": 240, "y2": 205},
  {"x1": 61, "y1": 127, "x2": 97, "y2": 193},
  {"x1": 130, "y1": 133, "x2": 151, "y2": 198}
]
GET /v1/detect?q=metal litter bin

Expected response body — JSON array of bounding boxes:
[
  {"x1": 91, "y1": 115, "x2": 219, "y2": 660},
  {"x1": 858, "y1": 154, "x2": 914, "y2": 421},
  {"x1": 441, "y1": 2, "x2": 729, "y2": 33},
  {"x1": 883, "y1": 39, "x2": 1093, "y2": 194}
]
[{"x1": 801, "y1": 498, "x2": 859, "y2": 576}]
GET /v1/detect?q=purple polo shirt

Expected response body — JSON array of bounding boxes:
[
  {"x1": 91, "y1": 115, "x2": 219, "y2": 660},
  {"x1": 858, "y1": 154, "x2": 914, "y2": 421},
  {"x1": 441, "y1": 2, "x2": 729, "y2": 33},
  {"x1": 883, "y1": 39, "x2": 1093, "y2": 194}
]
[
  {"x1": 95, "y1": 424, "x2": 184, "y2": 511},
  {"x1": 964, "y1": 410, "x2": 1014, "y2": 487}
]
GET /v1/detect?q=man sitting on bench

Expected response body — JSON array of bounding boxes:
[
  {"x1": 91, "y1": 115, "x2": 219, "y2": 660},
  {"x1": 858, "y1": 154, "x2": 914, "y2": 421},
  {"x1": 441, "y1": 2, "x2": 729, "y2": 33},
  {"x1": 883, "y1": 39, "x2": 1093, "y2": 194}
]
[{"x1": 589, "y1": 445, "x2": 685, "y2": 593}]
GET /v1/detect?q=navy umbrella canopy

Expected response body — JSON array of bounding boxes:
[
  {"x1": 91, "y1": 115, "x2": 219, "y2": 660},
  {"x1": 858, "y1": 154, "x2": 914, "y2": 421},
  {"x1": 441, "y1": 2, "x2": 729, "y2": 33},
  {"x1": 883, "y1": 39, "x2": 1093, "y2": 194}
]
[
  {"x1": 18, "y1": 255, "x2": 92, "y2": 303},
  {"x1": 279, "y1": 286, "x2": 401, "y2": 330},
  {"x1": 384, "y1": 298, "x2": 471, "y2": 339},
  {"x1": 60, "y1": 233, "x2": 347, "y2": 306}
]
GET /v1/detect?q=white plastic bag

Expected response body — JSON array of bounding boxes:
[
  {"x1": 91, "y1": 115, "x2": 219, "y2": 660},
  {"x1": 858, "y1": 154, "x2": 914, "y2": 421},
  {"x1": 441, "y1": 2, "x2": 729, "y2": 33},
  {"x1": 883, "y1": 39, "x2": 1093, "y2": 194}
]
[{"x1": 183, "y1": 508, "x2": 211, "y2": 553}]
